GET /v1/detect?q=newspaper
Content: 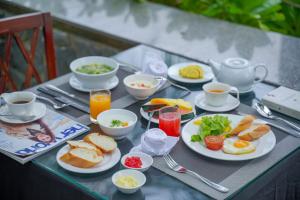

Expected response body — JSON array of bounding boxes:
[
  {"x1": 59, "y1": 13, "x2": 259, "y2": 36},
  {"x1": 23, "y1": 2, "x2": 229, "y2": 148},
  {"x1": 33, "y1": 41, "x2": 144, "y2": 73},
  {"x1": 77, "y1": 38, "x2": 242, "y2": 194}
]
[{"x1": 0, "y1": 109, "x2": 89, "y2": 164}]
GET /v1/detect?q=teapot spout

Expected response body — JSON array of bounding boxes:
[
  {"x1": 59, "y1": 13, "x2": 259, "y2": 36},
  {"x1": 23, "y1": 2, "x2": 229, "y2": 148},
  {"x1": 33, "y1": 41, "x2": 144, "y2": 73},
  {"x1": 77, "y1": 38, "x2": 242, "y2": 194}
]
[{"x1": 207, "y1": 59, "x2": 221, "y2": 77}]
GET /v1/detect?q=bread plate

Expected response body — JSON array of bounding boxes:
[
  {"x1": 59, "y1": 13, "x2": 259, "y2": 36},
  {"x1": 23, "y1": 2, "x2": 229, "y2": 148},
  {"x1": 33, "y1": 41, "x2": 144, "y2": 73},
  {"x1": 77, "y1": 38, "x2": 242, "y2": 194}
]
[
  {"x1": 56, "y1": 142, "x2": 121, "y2": 173},
  {"x1": 181, "y1": 114, "x2": 276, "y2": 161}
]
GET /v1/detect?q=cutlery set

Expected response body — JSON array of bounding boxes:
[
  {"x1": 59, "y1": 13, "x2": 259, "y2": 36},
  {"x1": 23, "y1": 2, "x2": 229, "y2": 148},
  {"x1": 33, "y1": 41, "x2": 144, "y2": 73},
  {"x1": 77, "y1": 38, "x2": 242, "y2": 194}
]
[{"x1": 36, "y1": 85, "x2": 90, "y2": 113}]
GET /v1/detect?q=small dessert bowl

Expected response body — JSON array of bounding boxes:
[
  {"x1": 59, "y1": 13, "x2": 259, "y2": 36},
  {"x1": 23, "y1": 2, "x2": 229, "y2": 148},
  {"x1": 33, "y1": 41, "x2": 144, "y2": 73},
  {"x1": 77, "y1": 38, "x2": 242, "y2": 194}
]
[
  {"x1": 112, "y1": 169, "x2": 146, "y2": 194},
  {"x1": 97, "y1": 109, "x2": 137, "y2": 140},
  {"x1": 121, "y1": 152, "x2": 153, "y2": 172},
  {"x1": 123, "y1": 74, "x2": 161, "y2": 100}
]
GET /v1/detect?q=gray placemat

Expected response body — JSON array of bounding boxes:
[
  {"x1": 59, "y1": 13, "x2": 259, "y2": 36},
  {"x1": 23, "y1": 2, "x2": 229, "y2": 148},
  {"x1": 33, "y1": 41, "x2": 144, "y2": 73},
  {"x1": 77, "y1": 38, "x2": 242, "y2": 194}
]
[{"x1": 152, "y1": 103, "x2": 300, "y2": 200}]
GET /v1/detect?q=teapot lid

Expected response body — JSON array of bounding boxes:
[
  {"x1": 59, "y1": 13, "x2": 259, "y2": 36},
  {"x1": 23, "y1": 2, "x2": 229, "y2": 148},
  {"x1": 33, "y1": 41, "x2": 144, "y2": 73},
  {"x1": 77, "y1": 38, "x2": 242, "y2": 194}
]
[{"x1": 223, "y1": 58, "x2": 249, "y2": 69}]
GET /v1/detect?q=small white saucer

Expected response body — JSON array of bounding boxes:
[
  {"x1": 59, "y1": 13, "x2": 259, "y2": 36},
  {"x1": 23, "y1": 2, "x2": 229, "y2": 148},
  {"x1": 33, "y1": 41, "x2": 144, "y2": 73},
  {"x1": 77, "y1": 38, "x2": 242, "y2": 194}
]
[
  {"x1": 0, "y1": 102, "x2": 47, "y2": 124},
  {"x1": 194, "y1": 92, "x2": 240, "y2": 112},
  {"x1": 69, "y1": 76, "x2": 119, "y2": 92}
]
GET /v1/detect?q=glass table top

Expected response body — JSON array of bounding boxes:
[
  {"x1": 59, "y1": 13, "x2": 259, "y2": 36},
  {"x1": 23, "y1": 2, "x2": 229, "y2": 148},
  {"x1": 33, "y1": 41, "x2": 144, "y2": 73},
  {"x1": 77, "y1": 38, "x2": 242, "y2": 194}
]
[{"x1": 32, "y1": 45, "x2": 280, "y2": 200}]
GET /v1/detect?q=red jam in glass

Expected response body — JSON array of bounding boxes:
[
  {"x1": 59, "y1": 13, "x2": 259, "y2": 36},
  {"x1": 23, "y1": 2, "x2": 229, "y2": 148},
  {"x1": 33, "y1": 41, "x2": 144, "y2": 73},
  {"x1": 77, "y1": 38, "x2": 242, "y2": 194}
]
[{"x1": 124, "y1": 156, "x2": 142, "y2": 168}]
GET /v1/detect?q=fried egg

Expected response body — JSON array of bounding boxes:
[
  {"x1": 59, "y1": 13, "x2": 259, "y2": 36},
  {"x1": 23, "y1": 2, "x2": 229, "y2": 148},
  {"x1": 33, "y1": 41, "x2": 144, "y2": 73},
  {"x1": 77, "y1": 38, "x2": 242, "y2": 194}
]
[{"x1": 222, "y1": 139, "x2": 256, "y2": 155}]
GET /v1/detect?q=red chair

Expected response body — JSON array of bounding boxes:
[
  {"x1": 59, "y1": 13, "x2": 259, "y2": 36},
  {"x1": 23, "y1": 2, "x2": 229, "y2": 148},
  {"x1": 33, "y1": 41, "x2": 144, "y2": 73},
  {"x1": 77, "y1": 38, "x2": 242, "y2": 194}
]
[{"x1": 0, "y1": 12, "x2": 57, "y2": 93}]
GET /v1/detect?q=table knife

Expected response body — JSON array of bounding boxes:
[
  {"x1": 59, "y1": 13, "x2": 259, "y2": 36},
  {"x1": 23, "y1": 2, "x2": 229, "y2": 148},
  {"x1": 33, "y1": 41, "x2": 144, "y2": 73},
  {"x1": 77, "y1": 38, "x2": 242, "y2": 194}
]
[
  {"x1": 45, "y1": 84, "x2": 89, "y2": 105},
  {"x1": 45, "y1": 84, "x2": 75, "y2": 98},
  {"x1": 37, "y1": 87, "x2": 90, "y2": 113},
  {"x1": 54, "y1": 96, "x2": 90, "y2": 114}
]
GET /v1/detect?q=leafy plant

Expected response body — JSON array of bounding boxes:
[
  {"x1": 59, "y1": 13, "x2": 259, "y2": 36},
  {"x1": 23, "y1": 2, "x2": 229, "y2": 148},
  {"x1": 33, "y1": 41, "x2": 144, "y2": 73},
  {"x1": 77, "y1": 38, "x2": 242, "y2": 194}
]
[{"x1": 148, "y1": 0, "x2": 300, "y2": 37}]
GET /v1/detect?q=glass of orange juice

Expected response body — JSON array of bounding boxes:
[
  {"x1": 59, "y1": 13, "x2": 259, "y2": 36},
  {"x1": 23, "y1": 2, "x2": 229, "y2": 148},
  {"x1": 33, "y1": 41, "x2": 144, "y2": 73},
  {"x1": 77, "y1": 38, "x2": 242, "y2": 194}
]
[{"x1": 90, "y1": 89, "x2": 111, "y2": 123}]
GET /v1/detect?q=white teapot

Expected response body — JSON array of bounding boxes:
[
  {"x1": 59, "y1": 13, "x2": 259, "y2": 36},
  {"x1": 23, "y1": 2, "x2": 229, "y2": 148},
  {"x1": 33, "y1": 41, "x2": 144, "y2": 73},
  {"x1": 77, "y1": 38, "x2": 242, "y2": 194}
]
[{"x1": 208, "y1": 58, "x2": 268, "y2": 92}]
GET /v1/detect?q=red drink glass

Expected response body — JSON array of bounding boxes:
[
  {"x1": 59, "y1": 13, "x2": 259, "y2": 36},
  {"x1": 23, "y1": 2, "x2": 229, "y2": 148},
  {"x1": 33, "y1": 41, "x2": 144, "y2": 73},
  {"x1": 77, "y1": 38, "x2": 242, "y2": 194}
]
[{"x1": 159, "y1": 106, "x2": 181, "y2": 137}]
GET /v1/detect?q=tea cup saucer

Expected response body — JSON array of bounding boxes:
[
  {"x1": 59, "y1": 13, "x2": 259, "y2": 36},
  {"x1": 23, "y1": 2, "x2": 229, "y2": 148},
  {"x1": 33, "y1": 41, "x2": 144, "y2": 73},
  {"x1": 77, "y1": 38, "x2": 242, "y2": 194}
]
[
  {"x1": 69, "y1": 75, "x2": 119, "y2": 92},
  {"x1": 194, "y1": 92, "x2": 240, "y2": 112},
  {"x1": 0, "y1": 102, "x2": 46, "y2": 124}
]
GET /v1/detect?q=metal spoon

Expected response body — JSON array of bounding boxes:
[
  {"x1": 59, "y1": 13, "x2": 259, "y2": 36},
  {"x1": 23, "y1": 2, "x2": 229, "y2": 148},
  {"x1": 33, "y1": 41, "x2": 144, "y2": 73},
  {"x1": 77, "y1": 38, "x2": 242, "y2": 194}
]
[
  {"x1": 0, "y1": 114, "x2": 36, "y2": 122},
  {"x1": 255, "y1": 102, "x2": 300, "y2": 131},
  {"x1": 36, "y1": 96, "x2": 69, "y2": 110}
]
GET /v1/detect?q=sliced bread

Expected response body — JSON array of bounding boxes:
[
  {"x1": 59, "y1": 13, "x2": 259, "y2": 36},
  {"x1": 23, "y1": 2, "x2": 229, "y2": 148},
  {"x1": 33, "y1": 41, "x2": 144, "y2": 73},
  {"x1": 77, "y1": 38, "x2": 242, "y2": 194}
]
[
  {"x1": 238, "y1": 124, "x2": 271, "y2": 141},
  {"x1": 230, "y1": 115, "x2": 256, "y2": 136},
  {"x1": 84, "y1": 133, "x2": 117, "y2": 153},
  {"x1": 60, "y1": 147, "x2": 103, "y2": 168},
  {"x1": 67, "y1": 140, "x2": 102, "y2": 156}
]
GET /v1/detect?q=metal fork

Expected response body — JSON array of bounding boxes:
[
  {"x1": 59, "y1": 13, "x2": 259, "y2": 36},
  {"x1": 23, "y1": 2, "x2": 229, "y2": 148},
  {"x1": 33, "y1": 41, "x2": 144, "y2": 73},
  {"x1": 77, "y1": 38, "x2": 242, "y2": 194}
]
[{"x1": 163, "y1": 154, "x2": 229, "y2": 193}]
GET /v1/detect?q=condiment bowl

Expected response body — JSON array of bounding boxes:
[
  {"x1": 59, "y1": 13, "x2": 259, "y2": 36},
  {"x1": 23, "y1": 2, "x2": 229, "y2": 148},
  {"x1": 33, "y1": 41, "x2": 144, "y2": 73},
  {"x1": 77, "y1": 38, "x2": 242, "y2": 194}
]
[
  {"x1": 123, "y1": 74, "x2": 161, "y2": 100},
  {"x1": 70, "y1": 56, "x2": 119, "y2": 89},
  {"x1": 112, "y1": 169, "x2": 146, "y2": 194},
  {"x1": 97, "y1": 109, "x2": 137, "y2": 140},
  {"x1": 121, "y1": 152, "x2": 153, "y2": 172}
]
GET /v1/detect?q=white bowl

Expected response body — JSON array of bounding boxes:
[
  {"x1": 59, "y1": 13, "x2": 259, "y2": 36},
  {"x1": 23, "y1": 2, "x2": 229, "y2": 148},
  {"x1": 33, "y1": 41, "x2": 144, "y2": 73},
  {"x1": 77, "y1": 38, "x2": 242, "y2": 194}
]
[
  {"x1": 123, "y1": 74, "x2": 160, "y2": 100},
  {"x1": 112, "y1": 169, "x2": 146, "y2": 194},
  {"x1": 70, "y1": 56, "x2": 119, "y2": 89},
  {"x1": 121, "y1": 152, "x2": 153, "y2": 172},
  {"x1": 97, "y1": 109, "x2": 137, "y2": 140}
]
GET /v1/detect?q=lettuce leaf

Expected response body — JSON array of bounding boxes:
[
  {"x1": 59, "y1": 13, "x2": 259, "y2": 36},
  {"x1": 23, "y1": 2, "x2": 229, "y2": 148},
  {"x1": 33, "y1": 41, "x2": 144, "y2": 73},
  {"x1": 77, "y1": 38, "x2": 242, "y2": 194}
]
[{"x1": 191, "y1": 115, "x2": 231, "y2": 142}]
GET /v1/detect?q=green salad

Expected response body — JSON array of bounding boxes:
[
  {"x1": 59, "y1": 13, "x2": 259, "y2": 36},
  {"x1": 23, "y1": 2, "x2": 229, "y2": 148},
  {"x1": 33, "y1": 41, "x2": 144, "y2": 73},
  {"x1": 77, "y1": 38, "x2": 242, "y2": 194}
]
[
  {"x1": 191, "y1": 115, "x2": 231, "y2": 142},
  {"x1": 76, "y1": 63, "x2": 113, "y2": 74}
]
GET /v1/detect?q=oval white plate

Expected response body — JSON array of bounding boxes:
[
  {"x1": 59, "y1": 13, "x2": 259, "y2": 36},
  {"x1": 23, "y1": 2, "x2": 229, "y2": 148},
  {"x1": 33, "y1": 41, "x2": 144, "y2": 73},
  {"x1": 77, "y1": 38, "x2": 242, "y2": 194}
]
[
  {"x1": 168, "y1": 62, "x2": 214, "y2": 83},
  {"x1": 56, "y1": 143, "x2": 121, "y2": 173},
  {"x1": 140, "y1": 101, "x2": 195, "y2": 124},
  {"x1": 181, "y1": 114, "x2": 276, "y2": 161},
  {"x1": 194, "y1": 92, "x2": 240, "y2": 112},
  {"x1": 0, "y1": 102, "x2": 46, "y2": 124},
  {"x1": 69, "y1": 75, "x2": 119, "y2": 92}
]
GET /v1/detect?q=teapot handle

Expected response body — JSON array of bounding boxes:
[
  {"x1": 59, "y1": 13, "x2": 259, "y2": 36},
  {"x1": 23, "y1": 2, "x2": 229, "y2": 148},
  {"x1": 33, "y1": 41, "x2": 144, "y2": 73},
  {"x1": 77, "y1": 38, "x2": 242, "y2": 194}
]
[{"x1": 254, "y1": 64, "x2": 268, "y2": 84}]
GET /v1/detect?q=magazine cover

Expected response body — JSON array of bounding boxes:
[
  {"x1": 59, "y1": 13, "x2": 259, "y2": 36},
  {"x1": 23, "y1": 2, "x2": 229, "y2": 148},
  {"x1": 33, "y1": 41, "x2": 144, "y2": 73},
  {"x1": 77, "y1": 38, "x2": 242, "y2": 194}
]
[{"x1": 0, "y1": 109, "x2": 90, "y2": 164}]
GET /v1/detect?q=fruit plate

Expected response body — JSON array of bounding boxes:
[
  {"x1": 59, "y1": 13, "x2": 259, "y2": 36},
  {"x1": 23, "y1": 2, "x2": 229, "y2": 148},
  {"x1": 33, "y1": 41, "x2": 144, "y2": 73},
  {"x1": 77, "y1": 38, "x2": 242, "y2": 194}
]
[
  {"x1": 140, "y1": 101, "x2": 195, "y2": 124},
  {"x1": 181, "y1": 114, "x2": 276, "y2": 161},
  {"x1": 56, "y1": 143, "x2": 121, "y2": 173},
  {"x1": 168, "y1": 62, "x2": 214, "y2": 84}
]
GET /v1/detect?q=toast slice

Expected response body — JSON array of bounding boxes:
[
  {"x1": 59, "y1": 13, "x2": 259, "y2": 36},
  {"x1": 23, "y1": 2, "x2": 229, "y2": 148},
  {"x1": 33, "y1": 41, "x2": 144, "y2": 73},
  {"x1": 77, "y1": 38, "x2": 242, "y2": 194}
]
[
  {"x1": 60, "y1": 148, "x2": 103, "y2": 168},
  {"x1": 84, "y1": 133, "x2": 117, "y2": 153},
  {"x1": 67, "y1": 140, "x2": 102, "y2": 156},
  {"x1": 230, "y1": 115, "x2": 256, "y2": 136},
  {"x1": 238, "y1": 124, "x2": 271, "y2": 141}
]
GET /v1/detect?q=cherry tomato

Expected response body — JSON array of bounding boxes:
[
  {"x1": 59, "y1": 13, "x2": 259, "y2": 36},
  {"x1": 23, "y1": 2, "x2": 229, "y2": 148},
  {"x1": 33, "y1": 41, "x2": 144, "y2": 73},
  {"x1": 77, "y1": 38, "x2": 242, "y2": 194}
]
[{"x1": 204, "y1": 136, "x2": 224, "y2": 151}]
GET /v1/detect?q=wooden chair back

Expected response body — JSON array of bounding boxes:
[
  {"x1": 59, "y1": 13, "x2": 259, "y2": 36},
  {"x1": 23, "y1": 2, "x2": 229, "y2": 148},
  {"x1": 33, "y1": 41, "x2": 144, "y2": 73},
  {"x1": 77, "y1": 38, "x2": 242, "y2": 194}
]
[{"x1": 0, "y1": 12, "x2": 57, "y2": 93}]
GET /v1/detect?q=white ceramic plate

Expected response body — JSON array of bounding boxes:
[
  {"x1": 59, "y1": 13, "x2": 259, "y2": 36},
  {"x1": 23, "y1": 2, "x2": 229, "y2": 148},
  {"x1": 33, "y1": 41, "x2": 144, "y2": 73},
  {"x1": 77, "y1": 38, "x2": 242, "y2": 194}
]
[
  {"x1": 56, "y1": 143, "x2": 121, "y2": 173},
  {"x1": 0, "y1": 102, "x2": 46, "y2": 124},
  {"x1": 194, "y1": 92, "x2": 240, "y2": 112},
  {"x1": 140, "y1": 101, "x2": 195, "y2": 124},
  {"x1": 69, "y1": 75, "x2": 119, "y2": 92},
  {"x1": 181, "y1": 114, "x2": 276, "y2": 161},
  {"x1": 168, "y1": 62, "x2": 214, "y2": 83}
]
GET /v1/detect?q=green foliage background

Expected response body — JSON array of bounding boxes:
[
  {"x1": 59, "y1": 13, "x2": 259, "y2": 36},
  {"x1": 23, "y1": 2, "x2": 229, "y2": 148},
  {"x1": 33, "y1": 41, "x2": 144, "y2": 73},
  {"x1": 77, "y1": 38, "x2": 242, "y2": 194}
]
[{"x1": 143, "y1": 0, "x2": 300, "y2": 37}]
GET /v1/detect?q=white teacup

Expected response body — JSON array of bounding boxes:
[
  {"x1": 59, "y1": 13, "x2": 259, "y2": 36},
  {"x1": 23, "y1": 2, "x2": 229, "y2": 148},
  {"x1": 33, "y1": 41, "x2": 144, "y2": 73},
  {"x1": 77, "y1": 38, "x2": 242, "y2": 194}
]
[
  {"x1": 1, "y1": 91, "x2": 36, "y2": 116},
  {"x1": 203, "y1": 82, "x2": 239, "y2": 107}
]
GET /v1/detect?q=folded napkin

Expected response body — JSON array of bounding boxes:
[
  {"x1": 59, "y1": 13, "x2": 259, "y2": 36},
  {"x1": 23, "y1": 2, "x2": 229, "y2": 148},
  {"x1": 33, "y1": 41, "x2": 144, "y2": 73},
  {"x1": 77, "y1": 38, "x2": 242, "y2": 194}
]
[
  {"x1": 142, "y1": 52, "x2": 168, "y2": 77},
  {"x1": 130, "y1": 128, "x2": 179, "y2": 156}
]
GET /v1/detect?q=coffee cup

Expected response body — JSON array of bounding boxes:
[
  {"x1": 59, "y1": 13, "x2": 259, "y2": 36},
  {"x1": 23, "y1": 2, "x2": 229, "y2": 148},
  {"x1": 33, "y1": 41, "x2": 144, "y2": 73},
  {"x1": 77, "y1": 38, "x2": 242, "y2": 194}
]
[
  {"x1": 1, "y1": 91, "x2": 36, "y2": 116},
  {"x1": 203, "y1": 82, "x2": 239, "y2": 107}
]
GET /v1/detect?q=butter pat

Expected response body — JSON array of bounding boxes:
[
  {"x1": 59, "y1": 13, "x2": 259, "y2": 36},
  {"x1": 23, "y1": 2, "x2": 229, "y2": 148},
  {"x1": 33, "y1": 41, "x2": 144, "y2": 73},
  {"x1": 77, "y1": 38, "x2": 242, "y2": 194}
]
[{"x1": 116, "y1": 175, "x2": 138, "y2": 188}]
